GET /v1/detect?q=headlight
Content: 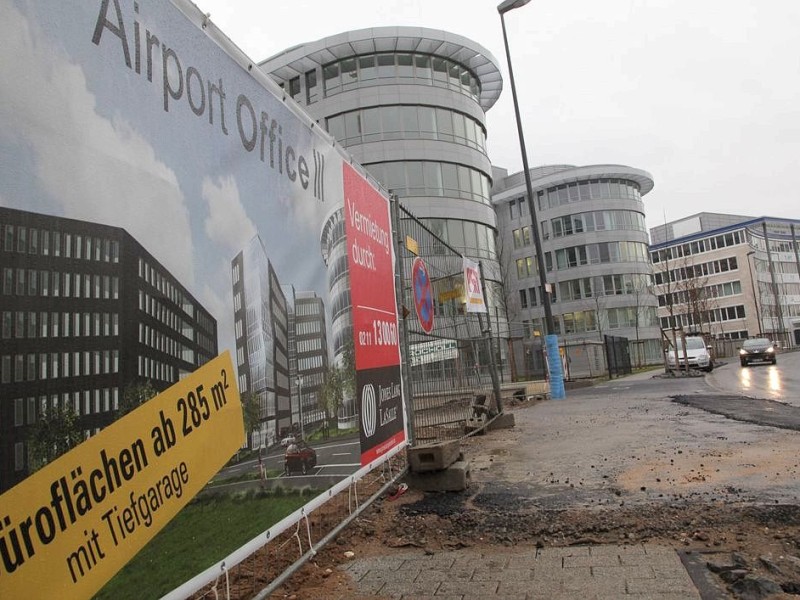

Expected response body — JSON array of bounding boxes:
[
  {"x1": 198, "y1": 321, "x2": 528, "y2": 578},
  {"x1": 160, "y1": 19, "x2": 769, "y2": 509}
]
[
  {"x1": 739, "y1": 349, "x2": 747, "y2": 355},
  {"x1": 767, "y1": 347, "x2": 774, "y2": 353}
]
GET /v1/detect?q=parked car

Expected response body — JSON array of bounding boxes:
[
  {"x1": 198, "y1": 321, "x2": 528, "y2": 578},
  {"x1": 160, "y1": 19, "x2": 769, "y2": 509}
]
[
  {"x1": 280, "y1": 434, "x2": 296, "y2": 447},
  {"x1": 666, "y1": 336, "x2": 714, "y2": 372},
  {"x1": 284, "y1": 441, "x2": 317, "y2": 475},
  {"x1": 739, "y1": 337, "x2": 777, "y2": 367}
]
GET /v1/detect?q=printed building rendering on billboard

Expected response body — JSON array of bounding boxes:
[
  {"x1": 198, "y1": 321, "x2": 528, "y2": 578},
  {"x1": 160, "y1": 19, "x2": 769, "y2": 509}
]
[{"x1": 0, "y1": 0, "x2": 405, "y2": 497}]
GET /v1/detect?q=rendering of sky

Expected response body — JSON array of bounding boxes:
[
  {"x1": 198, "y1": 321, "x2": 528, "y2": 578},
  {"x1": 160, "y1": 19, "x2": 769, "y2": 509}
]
[{"x1": 193, "y1": 0, "x2": 800, "y2": 231}]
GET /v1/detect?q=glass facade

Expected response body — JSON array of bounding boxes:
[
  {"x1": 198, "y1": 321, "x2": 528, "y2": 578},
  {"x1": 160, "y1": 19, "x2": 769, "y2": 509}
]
[
  {"x1": 327, "y1": 105, "x2": 487, "y2": 153},
  {"x1": 537, "y1": 178, "x2": 642, "y2": 210},
  {"x1": 321, "y1": 52, "x2": 480, "y2": 102},
  {"x1": 365, "y1": 161, "x2": 491, "y2": 204}
]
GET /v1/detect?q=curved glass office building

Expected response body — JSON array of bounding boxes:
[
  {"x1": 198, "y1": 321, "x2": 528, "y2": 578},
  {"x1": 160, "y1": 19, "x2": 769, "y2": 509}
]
[
  {"x1": 492, "y1": 165, "x2": 661, "y2": 375},
  {"x1": 261, "y1": 28, "x2": 508, "y2": 414}
]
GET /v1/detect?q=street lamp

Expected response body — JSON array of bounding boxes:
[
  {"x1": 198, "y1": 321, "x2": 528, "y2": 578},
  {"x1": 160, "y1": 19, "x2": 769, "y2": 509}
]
[
  {"x1": 296, "y1": 374, "x2": 304, "y2": 440},
  {"x1": 498, "y1": 0, "x2": 565, "y2": 398},
  {"x1": 746, "y1": 251, "x2": 763, "y2": 335}
]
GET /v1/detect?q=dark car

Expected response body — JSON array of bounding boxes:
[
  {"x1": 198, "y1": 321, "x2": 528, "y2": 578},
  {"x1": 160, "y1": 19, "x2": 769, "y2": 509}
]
[
  {"x1": 284, "y1": 441, "x2": 317, "y2": 475},
  {"x1": 739, "y1": 337, "x2": 777, "y2": 367}
]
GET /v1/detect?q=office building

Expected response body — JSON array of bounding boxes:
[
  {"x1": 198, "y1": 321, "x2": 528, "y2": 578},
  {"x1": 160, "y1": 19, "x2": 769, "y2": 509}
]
[
  {"x1": 650, "y1": 213, "x2": 800, "y2": 347},
  {"x1": 492, "y1": 165, "x2": 661, "y2": 375},
  {"x1": 231, "y1": 236, "x2": 291, "y2": 447},
  {"x1": 0, "y1": 207, "x2": 217, "y2": 491},
  {"x1": 261, "y1": 27, "x2": 509, "y2": 397}
]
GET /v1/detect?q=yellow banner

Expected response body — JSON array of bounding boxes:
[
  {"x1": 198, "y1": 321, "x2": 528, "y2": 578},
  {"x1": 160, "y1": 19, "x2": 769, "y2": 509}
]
[
  {"x1": 405, "y1": 235, "x2": 419, "y2": 256},
  {"x1": 0, "y1": 352, "x2": 243, "y2": 599}
]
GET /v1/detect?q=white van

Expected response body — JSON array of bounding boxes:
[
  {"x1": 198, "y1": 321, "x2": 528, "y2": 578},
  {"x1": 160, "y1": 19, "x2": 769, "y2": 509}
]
[{"x1": 666, "y1": 336, "x2": 714, "y2": 372}]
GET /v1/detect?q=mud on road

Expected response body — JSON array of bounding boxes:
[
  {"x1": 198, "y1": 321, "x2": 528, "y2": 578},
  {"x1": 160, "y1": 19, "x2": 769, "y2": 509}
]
[{"x1": 273, "y1": 374, "x2": 800, "y2": 599}]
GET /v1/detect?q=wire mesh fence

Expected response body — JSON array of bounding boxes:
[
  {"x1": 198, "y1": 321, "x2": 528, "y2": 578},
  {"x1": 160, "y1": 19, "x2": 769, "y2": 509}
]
[
  {"x1": 163, "y1": 451, "x2": 407, "y2": 600},
  {"x1": 394, "y1": 202, "x2": 501, "y2": 445}
]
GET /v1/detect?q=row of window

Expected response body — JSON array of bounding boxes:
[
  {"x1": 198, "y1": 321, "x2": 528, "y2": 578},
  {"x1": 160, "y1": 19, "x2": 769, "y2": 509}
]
[
  {"x1": 137, "y1": 355, "x2": 175, "y2": 383},
  {"x1": 653, "y1": 257, "x2": 739, "y2": 285},
  {"x1": 534, "y1": 179, "x2": 642, "y2": 212},
  {"x1": 650, "y1": 230, "x2": 746, "y2": 263},
  {"x1": 755, "y1": 259, "x2": 800, "y2": 276},
  {"x1": 297, "y1": 320, "x2": 322, "y2": 336},
  {"x1": 1, "y1": 223, "x2": 120, "y2": 262},
  {"x1": 2, "y1": 268, "x2": 120, "y2": 299},
  {"x1": 139, "y1": 290, "x2": 196, "y2": 341},
  {"x1": 327, "y1": 105, "x2": 486, "y2": 153},
  {"x1": 296, "y1": 301, "x2": 322, "y2": 317},
  {"x1": 138, "y1": 258, "x2": 213, "y2": 335},
  {"x1": 544, "y1": 210, "x2": 647, "y2": 239},
  {"x1": 138, "y1": 323, "x2": 196, "y2": 363},
  {"x1": 657, "y1": 280, "x2": 742, "y2": 308},
  {"x1": 519, "y1": 305, "x2": 659, "y2": 337},
  {"x1": 297, "y1": 338, "x2": 323, "y2": 354},
  {"x1": 659, "y1": 304, "x2": 747, "y2": 329},
  {"x1": 556, "y1": 274, "x2": 653, "y2": 303},
  {"x1": 418, "y1": 219, "x2": 497, "y2": 260},
  {"x1": 750, "y1": 235, "x2": 800, "y2": 255},
  {"x1": 517, "y1": 274, "x2": 654, "y2": 310},
  {"x1": 315, "y1": 52, "x2": 481, "y2": 103},
  {"x1": 1, "y1": 350, "x2": 120, "y2": 384},
  {"x1": 11, "y1": 389, "x2": 120, "y2": 428},
  {"x1": 544, "y1": 241, "x2": 650, "y2": 272},
  {"x1": 2, "y1": 310, "x2": 119, "y2": 340},
  {"x1": 560, "y1": 306, "x2": 658, "y2": 335},
  {"x1": 298, "y1": 355, "x2": 325, "y2": 371},
  {"x1": 366, "y1": 161, "x2": 491, "y2": 205}
]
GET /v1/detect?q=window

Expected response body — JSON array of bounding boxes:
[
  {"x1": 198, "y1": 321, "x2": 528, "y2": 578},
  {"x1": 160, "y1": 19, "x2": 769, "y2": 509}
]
[{"x1": 305, "y1": 70, "x2": 318, "y2": 104}]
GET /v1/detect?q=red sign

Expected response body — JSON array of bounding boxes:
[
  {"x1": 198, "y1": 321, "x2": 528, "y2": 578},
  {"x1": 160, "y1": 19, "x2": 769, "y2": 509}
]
[
  {"x1": 412, "y1": 257, "x2": 435, "y2": 334},
  {"x1": 343, "y1": 164, "x2": 405, "y2": 465}
]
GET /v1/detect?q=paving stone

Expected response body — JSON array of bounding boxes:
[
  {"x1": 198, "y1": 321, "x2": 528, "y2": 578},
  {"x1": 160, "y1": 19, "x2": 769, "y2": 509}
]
[
  {"x1": 627, "y1": 577, "x2": 700, "y2": 595},
  {"x1": 563, "y1": 553, "x2": 622, "y2": 568},
  {"x1": 437, "y1": 580, "x2": 499, "y2": 596},
  {"x1": 471, "y1": 567, "x2": 532, "y2": 581},
  {"x1": 591, "y1": 565, "x2": 656, "y2": 579},
  {"x1": 415, "y1": 567, "x2": 474, "y2": 582}
]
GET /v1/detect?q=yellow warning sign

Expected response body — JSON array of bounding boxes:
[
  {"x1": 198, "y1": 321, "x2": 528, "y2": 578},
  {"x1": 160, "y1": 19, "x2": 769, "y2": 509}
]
[{"x1": 0, "y1": 352, "x2": 243, "y2": 599}]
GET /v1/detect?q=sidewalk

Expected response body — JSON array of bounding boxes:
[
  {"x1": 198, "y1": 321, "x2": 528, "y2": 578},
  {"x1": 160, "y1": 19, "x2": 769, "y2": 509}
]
[{"x1": 341, "y1": 543, "x2": 701, "y2": 599}]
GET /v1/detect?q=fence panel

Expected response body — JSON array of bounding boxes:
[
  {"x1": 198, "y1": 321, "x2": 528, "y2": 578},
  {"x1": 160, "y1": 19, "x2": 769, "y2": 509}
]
[{"x1": 395, "y1": 203, "x2": 500, "y2": 444}]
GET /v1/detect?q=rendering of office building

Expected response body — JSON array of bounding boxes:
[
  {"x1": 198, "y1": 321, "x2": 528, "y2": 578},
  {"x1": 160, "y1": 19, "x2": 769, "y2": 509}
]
[
  {"x1": 261, "y1": 27, "x2": 509, "y2": 397},
  {"x1": 0, "y1": 207, "x2": 217, "y2": 491},
  {"x1": 650, "y1": 213, "x2": 800, "y2": 347},
  {"x1": 492, "y1": 165, "x2": 661, "y2": 375},
  {"x1": 231, "y1": 236, "x2": 291, "y2": 447},
  {"x1": 294, "y1": 292, "x2": 328, "y2": 431}
]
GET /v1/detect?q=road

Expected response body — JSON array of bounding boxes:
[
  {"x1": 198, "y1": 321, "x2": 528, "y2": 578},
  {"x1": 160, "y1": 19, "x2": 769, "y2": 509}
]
[
  {"x1": 216, "y1": 436, "x2": 362, "y2": 486},
  {"x1": 707, "y1": 348, "x2": 800, "y2": 403}
]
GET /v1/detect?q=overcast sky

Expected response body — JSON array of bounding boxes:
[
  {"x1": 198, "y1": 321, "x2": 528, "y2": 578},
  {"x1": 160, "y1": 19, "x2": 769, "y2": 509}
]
[{"x1": 192, "y1": 0, "x2": 799, "y2": 231}]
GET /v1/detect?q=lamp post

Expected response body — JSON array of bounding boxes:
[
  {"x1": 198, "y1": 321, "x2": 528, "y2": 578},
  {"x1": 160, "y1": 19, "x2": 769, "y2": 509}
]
[
  {"x1": 746, "y1": 251, "x2": 762, "y2": 336},
  {"x1": 296, "y1": 374, "x2": 304, "y2": 440},
  {"x1": 498, "y1": 0, "x2": 565, "y2": 398}
]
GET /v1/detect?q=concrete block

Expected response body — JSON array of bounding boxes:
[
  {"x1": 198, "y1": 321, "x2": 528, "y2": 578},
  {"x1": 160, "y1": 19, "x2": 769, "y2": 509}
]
[
  {"x1": 407, "y1": 439, "x2": 461, "y2": 473},
  {"x1": 405, "y1": 460, "x2": 471, "y2": 492},
  {"x1": 488, "y1": 412, "x2": 516, "y2": 431}
]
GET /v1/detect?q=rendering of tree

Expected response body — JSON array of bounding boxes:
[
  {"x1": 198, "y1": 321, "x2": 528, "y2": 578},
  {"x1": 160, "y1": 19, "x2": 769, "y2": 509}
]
[
  {"x1": 117, "y1": 380, "x2": 157, "y2": 418},
  {"x1": 240, "y1": 391, "x2": 261, "y2": 448},
  {"x1": 27, "y1": 403, "x2": 83, "y2": 472}
]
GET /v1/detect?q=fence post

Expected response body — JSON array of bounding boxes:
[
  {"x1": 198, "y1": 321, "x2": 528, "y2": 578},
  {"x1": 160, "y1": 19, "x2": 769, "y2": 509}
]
[
  {"x1": 478, "y1": 261, "x2": 503, "y2": 413},
  {"x1": 391, "y1": 194, "x2": 416, "y2": 445}
]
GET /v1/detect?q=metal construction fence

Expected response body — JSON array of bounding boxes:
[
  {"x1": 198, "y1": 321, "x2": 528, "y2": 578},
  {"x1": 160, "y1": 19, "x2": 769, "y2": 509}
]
[
  {"x1": 394, "y1": 201, "x2": 503, "y2": 445},
  {"x1": 604, "y1": 334, "x2": 633, "y2": 379},
  {"x1": 164, "y1": 201, "x2": 511, "y2": 599}
]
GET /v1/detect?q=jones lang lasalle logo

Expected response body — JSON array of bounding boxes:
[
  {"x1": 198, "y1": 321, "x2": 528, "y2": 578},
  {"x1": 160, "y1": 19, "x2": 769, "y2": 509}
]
[{"x1": 361, "y1": 384, "x2": 377, "y2": 438}]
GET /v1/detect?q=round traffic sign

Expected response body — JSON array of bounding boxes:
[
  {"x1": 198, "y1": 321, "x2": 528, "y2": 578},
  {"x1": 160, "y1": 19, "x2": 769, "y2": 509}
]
[{"x1": 411, "y1": 257, "x2": 434, "y2": 334}]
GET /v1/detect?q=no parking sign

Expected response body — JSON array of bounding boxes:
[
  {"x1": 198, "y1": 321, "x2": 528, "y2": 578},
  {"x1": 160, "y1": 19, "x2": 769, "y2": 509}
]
[{"x1": 412, "y1": 257, "x2": 435, "y2": 334}]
